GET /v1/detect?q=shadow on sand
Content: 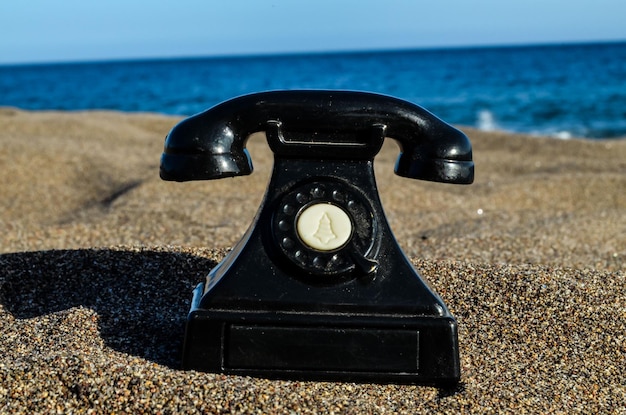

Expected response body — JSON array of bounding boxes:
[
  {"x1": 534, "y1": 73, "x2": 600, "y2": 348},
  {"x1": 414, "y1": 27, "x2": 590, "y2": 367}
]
[{"x1": 0, "y1": 248, "x2": 217, "y2": 368}]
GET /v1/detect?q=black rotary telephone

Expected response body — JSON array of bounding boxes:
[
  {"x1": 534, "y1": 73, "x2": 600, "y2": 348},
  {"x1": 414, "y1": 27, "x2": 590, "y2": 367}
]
[{"x1": 160, "y1": 90, "x2": 473, "y2": 385}]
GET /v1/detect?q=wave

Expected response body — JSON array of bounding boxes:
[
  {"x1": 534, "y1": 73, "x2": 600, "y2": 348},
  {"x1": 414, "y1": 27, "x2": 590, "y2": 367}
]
[{"x1": 476, "y1": 109, "x2": 499, "y2": 132}]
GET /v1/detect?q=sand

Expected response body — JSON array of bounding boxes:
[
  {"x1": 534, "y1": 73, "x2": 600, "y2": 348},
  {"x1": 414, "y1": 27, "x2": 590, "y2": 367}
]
[{"x1": 0, "y1": 108, "x2": 624, "y2": 413}]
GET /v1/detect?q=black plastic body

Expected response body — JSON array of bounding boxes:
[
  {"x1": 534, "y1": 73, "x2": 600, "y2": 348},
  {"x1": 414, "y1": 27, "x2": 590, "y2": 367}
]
[{"x1": 160, "y1": 90, "x2": 473, "y2": 385}]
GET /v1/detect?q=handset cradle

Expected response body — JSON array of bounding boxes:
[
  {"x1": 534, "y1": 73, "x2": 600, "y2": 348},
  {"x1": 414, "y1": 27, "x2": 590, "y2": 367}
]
[{"x1": 160, "y1": 90, "x2": 473, "y2": 385}]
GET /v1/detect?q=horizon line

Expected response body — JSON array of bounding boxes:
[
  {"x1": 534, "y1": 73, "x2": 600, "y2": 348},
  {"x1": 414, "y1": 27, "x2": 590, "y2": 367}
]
[{"x1": 2, "y1": 38, "x2": 625, "y2": 67}]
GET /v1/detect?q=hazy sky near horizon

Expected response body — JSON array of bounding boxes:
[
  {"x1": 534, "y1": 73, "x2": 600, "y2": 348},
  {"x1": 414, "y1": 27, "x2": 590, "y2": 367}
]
[{"x1": 1, "y1": 0, "x2": 625, "y2": 64}]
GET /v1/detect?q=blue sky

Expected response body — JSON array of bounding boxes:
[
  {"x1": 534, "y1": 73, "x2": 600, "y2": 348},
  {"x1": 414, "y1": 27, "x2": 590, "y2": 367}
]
[{"x1": 1, "y1": 0, "x2": 625, "y2": 64}]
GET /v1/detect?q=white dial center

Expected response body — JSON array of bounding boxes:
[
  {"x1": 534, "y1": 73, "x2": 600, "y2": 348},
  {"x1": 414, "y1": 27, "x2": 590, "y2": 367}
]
[{"x1": 296, "y1": 203, "x2": 352, "y2": 251}]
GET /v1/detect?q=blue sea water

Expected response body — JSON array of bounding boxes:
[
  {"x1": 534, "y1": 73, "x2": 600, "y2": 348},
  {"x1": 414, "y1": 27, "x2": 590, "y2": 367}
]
[{"x1": 1, "y1": 41, "x2": 625, "y2": 139}]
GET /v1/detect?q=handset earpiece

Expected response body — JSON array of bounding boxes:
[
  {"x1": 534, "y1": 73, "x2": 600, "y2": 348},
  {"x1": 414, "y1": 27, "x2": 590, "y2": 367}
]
[
  {"x1": 389, "y1": 109, "x2": 474, "y2": 184},
  {"x1": 160, "y1": 101, "x2": 256, "y2": 181}
]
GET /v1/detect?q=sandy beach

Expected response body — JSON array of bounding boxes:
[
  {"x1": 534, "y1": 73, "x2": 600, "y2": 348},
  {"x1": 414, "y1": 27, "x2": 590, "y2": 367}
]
[{"x1": 1, "y1": 108, "x2": 625, "y2": 413}]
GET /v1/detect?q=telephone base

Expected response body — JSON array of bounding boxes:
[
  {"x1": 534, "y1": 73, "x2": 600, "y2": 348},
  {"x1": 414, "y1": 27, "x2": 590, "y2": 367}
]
[{"x1": 182, "y1": 282, "x2": 460, "y2": 385}]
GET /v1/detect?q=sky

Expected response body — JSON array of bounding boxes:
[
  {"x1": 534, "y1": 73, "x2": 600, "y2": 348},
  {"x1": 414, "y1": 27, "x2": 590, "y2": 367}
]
[{"x1": 1, "y1": 0, "x2": 625, "y2": 64}]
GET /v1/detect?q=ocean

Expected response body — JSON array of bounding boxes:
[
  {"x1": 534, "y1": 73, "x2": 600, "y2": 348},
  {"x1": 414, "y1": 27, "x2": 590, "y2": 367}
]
[{"x1": 1, "y1": 41, "x2": 625, "y2": 140}]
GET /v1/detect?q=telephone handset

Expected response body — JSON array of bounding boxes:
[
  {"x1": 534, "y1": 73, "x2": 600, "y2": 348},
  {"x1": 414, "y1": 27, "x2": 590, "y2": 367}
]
[
  {"x1": 160, "y1": 90, "x2": 473, "y2": 183},
  {"x1": 161, "y1": 90, "x2": 473, "y2": 385}
]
